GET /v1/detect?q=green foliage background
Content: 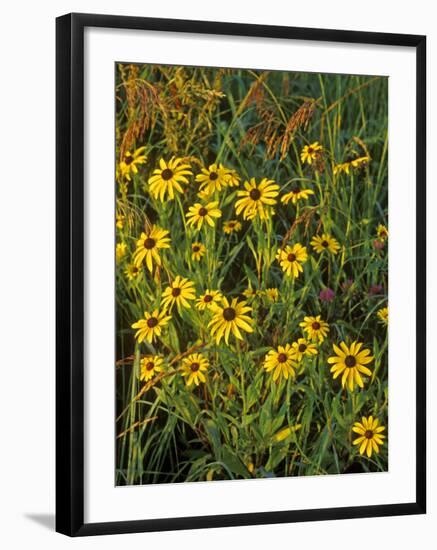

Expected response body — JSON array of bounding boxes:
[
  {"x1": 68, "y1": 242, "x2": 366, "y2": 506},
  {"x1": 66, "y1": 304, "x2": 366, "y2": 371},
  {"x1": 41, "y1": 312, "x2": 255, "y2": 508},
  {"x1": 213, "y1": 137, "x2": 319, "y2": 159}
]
[{"x1": 115, "y1": 64, "x2": 388, "y2": 485}]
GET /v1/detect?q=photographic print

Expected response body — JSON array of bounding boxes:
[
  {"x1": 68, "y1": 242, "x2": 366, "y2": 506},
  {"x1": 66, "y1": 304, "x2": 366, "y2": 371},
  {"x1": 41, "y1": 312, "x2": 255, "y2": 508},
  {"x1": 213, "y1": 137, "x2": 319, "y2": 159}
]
[{"x1": 115, "y1": 63, "x2": 388, "y2": 486}]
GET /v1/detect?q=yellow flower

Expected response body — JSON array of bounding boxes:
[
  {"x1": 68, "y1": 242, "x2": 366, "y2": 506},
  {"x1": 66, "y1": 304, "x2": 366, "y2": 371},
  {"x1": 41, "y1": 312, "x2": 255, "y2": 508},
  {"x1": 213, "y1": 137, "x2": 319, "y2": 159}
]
[
  {"x1": 350, "y1": 156, "x2": 369, "y2": 169},
  {"x1": 281, "y1": 186, "x2": 314, "y2": 205},
  {"x1": 264, "y1": 288, "x2": 279, "y2": 302},
  {"x1": 133, "y1": 225, "x2": 171, "y2": 272},
  {"x1": 377, "y1": 306, "x2": 388, "y2": 325},
  {"x1": 223, "y1": 220, "x2": 242, "y2": 234},
  {"x1": 242, "y1": 283, "x2": 259, "y2": 301},
  {"x1": 300, "y1": 141, "x2": 322, "y2": 165},
  {"x1": 352, "y1": 416, "x2": 386, "y2": 458},
  {"x1": 333, "y1": 162, "x2": 351, "y2": 175},
  {"x1": 161, "y1": 276, "x2": 196, "y2": 312},
  {"x1": 263, "y1": 344, "x2": 297, "y2": 381},
  {"x1": 208, "y1": 297, "x2": 253, "y2": 344},
  {"x1": 196, "y1": 290, "x2": 223, "y2": 311},
  {"x1": 148, "y1": 157, "x2": 192, "y2": 201},
  {"x1": 299, "y1": 315, "x2": 329, "y2": 343},
  {"x1": 223, "y1": 167, "x2": 240, "y2": 187},
  {"x1": 140, "y1": 355, "x2": 164, "y2": 381},
  {"x1": 180, "y1": 353, "x2": 209, "y2": 386},
  {"x1": 116, "y1": 242, "x2": 127, "y2": 262},
  {"x1": 328, "y1": 341, "x2": 374, "y2": 391},
  {"x1": 377, "y1": 224, "x2": 388, "y2": 241},
  {"x1": 191, "y1": 242, "x2": 206, "y2": 261},
  {"x1": 186, "y1": 201, "x2": 222, "y2": 230},
  {"x1": 116, "y1": 211, "x2": 125, "y2": 229},
  {"x1": 334, "y1": 156, "x2": 369, "y2": 175},
  {"x1": 311, "y1": 233, "x2": 341, "y2": 255},
  {"x1": 197, "y1": 188, "x2": 213, "y2": 201},
  {"x1": 276, "y1": 243, "x2": 308, "y2": 278},
  {"x1": 125, "y1": 263, "x2": 141, "y2": 281},
  {"x1": 235, "y1": 178, "x2": 279, "y2": 221},
  {"x1": 119, "y1": 146, "x2": 147, "y2": 181},
  {"x1": 195, "y1": 163, "x2": 229, "y2": 195},
  {"x1": 291, "y1": 338, "x2": 318, "y2": 361},
  {"x1": 131, "y1": 309, "x2": 172, "y2": 344}
]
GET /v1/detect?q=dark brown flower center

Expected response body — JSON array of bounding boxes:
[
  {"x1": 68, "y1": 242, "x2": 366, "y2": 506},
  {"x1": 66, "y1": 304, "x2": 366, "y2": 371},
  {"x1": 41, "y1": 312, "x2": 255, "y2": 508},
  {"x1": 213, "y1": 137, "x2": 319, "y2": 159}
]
[
  {"x1": 249, "y1": 188, "x2": 261, "y2": 201},
  {"x1": 171, "y1": 287, "x2": 181, "y2": 297},
  {"x1": 124, "y1": 154, "x2": 134, "y2": 165},
  {"x1": 223, "y1": 307, "x2": 236, "y2": 321},
  {"x1": 203, "y1": 294, "x2": 213, "y2": 303},
  {"x1": 298, "y1": 344, "x2": 307, "y2": 353},
  {"x1": 132, "y1": 266, "x2": 138, "y2": 274},
  {"x1": 312, "y1": 321, "x2": 321, "y2": 330},
  {"x1": 161, "y1": 168, "x2": 173, "y2": 181},
  {"x1": 146, "y1": 361, "x2": 155, "y2": 371},
  {"x1": 322, "y1": 240, "x2": 329, "y2": 247},
  {"x1": 144, "y1": 237, "x2": 156, "y2": 249},
  {"x1": 190, "y1": 362, "x2": 200, "y2": 372},
  {"x1": 209, "y1": 172, "x2": 218, "y2": 181},
  {"x1": 364, "y1": 430, "x2": 373, "y2": 439},
  {"x1": 345, "y1": 355, "x2": 357, "y2": 367},
  {"x1": 147, "y1": 317, "x2": 158, "y2": 328},
  {"x1": 292, "y1": 186, "x2": 300, "y2": 194},
  {"x1": 277, "y1": 353, "x2": 288, "y2": 363},
  {"x1": 198, "y1": 207, "x2": 208, "y2": 217},
  {"x1": 287, "y1": 253, "x2": 296, "y2": 262},
  {"x1": 307, "y1": 147, "x2": 314, "y2": 154},
  {"x1": 192, "y1": 245, "x2": 200, "y2": 252}
]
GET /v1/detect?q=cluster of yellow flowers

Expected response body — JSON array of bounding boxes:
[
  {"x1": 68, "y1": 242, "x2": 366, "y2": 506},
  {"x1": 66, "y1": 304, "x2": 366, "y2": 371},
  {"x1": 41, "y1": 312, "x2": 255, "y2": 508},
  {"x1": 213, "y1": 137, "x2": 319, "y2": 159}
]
[{"x1": 119, "y1": 140, "x2": 387, "y2": 460}]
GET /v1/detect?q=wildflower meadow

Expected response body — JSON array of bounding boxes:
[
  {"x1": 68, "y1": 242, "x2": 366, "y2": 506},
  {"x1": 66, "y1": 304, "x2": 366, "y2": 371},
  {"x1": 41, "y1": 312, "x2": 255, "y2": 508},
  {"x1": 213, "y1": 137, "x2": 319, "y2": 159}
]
[{"x1": 115, "y1": 64, "x2": 388, "y2": 485}]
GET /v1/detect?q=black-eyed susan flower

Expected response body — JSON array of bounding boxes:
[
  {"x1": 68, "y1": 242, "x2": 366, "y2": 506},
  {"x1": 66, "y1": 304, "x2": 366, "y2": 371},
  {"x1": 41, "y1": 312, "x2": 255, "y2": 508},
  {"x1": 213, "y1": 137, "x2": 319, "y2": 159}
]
[
  {"x1": 133, "y1": 225, "x2": 171, "y2": 272},
  {"x1": 223, "y1": 167, "x2": 240, "y2": 187},
  {"x1": 235, "y1": 178, "x2": 279, "y2": 221},
  {"x1": 119, "y1": 146, "x2": 147, "y2": 181},
  {"x1": 223, "y1": 220, "x2": 242, "y2": 234},
  {"x1": 116, "y1": 242, "x2": 127, "y2": 262},
  {"x1": 334, "y1": 156, "x2": 369, "y2": 175},
  {"x1": 116, "y1": 211, "x2": 125, "y2": 229},
  {"x1": 350, "y1": 156, "x2": 369, "y2": 169},
  {"x1": 132, "y1": 309, "x2": 172, "y2": 344},
  {"x1": 328, "y1": 341, "x2": 374, "y2": 391},
  {"x1": 186, "y1": 201, "x2": 222, "y2": 230},
  {"x1": 208, "y1": 297, "x2": 253, "y2": 345},
  {"x1": 148, "y1": 157, "x2": 192, "y2": 201},
  {"x1": 291, "y1": 338, "x2": 318, "y2": 361},
  {"x1": 196, "y1": 290, "x2": 223, "y2": 311},
  {"x1": 161, "y1": 276, "x2": 196, "y2": 311},
  {"x1": 140, "y1": 355, "x2": 163, "y2": 381},
  {"x1": 180, "y1": 353, "x2": 209, "y2": 386},
  {"x1": 264, "y1": 288, "x2": 279, "y2": 302},
  {"x1": 300, "y1": 141, "x2": 322, "y2": 165},
  {"x1": 311, "y1": 233, "x2": 340, "y2": 255},
  {"x1": 276, "y1": 243, "x2": 308, "y2": 278},
  {"x1": 377, "y1": 224, "x2": 388, "y2": 241},
  {"x1": 125, "y1": 263, "x2": 141, "y2": 281},
  {"x1": 195, "y1": 163, "x2": 228, "y2": 195},
  {"x1": 377, "y1": 306, "x2": 388, "y2": 325},
  {"x1": 263, "y1": 344, "x2": 297, "y2": 382},
  {"x1": 242, "y1": 283, "x2": 259, "y2": 301},
  {"x1": 299, "y1": 315, "x2": 329, "y2": 343},
  {"x1": 333, "y1": 162, "x2": 351, "y2": 175},
  {"x1": 281, "y1": 186, "x2": 314, "y2": 205},
  {"x1": 352, "y1": 416, "x2": 386, "y2": 458},
  {"x1": 191, "y1": 242, "x2": 206, "y2": 261}
]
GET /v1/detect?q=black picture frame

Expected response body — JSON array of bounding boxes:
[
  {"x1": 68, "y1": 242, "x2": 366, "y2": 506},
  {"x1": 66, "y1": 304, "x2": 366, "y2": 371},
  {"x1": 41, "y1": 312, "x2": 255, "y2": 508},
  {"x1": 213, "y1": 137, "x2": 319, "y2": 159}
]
[{"x1": 56, "y1": 12, "x2": 426, "y2": 537}]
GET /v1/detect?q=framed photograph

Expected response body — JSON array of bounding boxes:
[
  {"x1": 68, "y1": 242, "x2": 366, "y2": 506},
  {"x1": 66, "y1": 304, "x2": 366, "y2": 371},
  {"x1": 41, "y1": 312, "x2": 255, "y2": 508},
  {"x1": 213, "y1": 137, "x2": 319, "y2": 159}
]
[{"x1": 56, "y1": 13, "x2": 426, "y2": 536}]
